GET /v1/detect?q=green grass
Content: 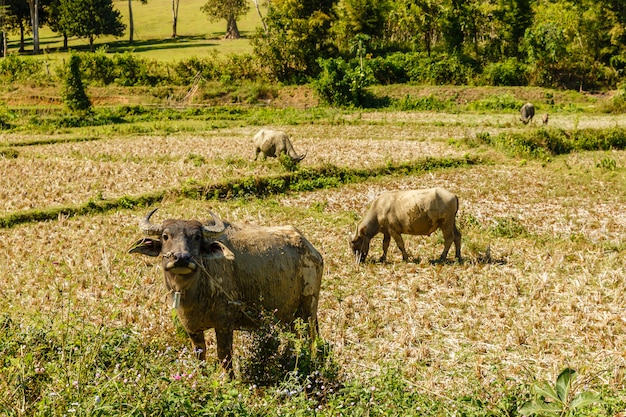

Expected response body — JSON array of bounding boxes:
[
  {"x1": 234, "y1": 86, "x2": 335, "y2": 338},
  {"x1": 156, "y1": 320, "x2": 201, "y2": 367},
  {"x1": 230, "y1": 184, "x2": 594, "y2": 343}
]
[{"x1": 13, "y1": 0, "x2": 263, "y2": 61}]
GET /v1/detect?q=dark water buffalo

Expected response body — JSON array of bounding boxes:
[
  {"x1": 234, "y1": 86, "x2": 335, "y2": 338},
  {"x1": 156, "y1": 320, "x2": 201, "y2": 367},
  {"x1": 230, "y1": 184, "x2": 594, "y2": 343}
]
[
  {"x1": 520, "y1": 103, "x2": 535, "y2": 124},
  {"x1": 129, "y1": 209, "x2": 323, "y2": 374},
  {"x1": 351, "y1": 188, "x2": 462, "y2": 263}
]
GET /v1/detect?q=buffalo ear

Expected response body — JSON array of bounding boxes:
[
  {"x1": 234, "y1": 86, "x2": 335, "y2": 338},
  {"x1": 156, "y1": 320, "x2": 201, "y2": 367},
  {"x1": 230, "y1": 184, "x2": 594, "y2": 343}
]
[
  {"x1": 204, "y1": 241, "x2": 235, "y2": 260},
  {"x1": 128, "y1": 238, "x2": 162, "y2": 257}
]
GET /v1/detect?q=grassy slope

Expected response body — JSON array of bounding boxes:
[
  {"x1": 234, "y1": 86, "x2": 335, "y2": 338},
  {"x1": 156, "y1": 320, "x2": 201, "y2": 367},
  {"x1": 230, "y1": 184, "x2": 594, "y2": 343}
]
[{"x1": 18, "y1": 0, "x2": 262, "y2": 60}]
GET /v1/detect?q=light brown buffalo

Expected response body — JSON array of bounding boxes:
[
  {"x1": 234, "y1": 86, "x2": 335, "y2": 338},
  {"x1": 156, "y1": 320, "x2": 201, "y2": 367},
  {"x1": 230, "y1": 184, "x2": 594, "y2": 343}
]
[
  {"x1": 351, "y1": 188, "x2": 462, "y2": 263},
  {"x1": 129, "y1": 209, "x2": 323, "y2": 374},
  {"x1": 253, "y1": 129, "x2": 306, "y2": 162}
]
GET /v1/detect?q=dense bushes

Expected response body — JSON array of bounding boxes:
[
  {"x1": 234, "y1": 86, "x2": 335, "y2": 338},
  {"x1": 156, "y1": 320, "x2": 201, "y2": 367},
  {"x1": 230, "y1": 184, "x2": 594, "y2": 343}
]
[
  {"x1": 312, "y1": 57, "x2": 373, "y2": 107},
  {"x1": 73, "y1": 51, "x2": 267, "y2": 86},
  {"x1": 0, "y1": 55, "x2": 49, "y2": 84},
  {"x1": 472, "y1": 128, "x2": 626, "y2": 159}
]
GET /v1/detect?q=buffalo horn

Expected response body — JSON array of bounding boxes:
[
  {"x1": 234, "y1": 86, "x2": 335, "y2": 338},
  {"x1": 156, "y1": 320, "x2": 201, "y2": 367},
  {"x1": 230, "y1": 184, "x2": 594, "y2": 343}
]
[
  {"x1": 203, "y1": 211, "x2": 226, "y2": 236},
  {"x1": 139, "y1": 208, "x2": 163, "y2": 236}
]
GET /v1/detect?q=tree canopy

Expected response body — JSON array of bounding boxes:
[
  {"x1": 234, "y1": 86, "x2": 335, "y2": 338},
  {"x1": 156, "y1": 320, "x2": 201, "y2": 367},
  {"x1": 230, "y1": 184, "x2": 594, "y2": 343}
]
[
  {"x1": 56, "y1": 0, "x2": 125, "y2": 51},
  {"x1": 201, "y1": 0, "x2": 250, "y2": 39}
]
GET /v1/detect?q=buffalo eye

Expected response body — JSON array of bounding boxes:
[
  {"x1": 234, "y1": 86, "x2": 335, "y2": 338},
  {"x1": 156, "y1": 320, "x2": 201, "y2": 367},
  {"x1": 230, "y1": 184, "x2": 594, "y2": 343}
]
[{"x1": 162, "y1": 233, "x2": 170, "y2": 241}]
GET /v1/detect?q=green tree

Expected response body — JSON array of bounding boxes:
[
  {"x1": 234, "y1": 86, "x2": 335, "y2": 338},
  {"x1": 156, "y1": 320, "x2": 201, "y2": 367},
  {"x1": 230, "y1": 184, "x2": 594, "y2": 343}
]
[
  {"x1": 5, "y1": 0, "x2": 33, "y2": 52},
  {"x1": 57, "y1": 0, "x2": 125, "y2": 51},
  {"x1": 201, "y1": 0, "x2": 250, "y2": 39},
  {"x1": 251, "y1": 0, "x2": 338, "y2": 83},
  {"x1": 332, "y1": 0, "x2": 391, "y2": 50},
  {"x1": 523, "y1": 0, "x2": 618, "y2": 89},
  {"x1": 496, "y1": 0, "x2": 533, "y2": 58},
  {"x1": 47, "y1": 0, "x2": 69, "y2": 48},
  {"x1": 62, "y1": 54, "x2": 91, "y2": 112}
]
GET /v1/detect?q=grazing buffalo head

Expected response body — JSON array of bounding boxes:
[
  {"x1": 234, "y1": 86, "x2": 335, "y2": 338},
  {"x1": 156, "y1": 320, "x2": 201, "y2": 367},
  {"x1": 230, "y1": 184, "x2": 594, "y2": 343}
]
[
  {"x1": 129, "y1": 208, "x2": 229, "y2": 277},
  {"x1": 350, "y1": 226, "x2": 371, "y2": 263}
]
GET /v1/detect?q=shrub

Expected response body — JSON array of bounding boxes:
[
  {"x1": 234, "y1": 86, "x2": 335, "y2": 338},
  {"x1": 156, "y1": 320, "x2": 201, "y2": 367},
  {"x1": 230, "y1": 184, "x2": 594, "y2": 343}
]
[
  {"x1": 367, "y1": 53, "x2": 409, "y2": 85},
  {"x1": 239, "y1": 312, "x2": 342, "y2": 404},
  {"x1": 407, "y1": 53, "x2": 477, "y2": 85},
  {"x1": 173, "y1": 56, "x2": 219, "y2": 84},
  {"x1": 392, "y1": 94, "x2": 449, "y2": 111},
  {"x1": 481, "y1": 58, "x2": 529, "y2": 86},
  {"x1": 0, "y1": 55, "x2": 46, "y2": 84},
  {"x1": 221, "y1": 53, "x2": 266, "y2": 82},
  {"x1": 468, "y1": 94, "x2": 523, "y2": 111},
  {"x1": 78, "y1": 48, "x2": 117, "y2": 85},
  {"x1": 113, "y1": 52, "x2": 150, "y2": 86},
  {"x1": 312, "y1": 57, "x2": 373, "y2": 107},
  {"x1": 62, "y1": 54, "x2": 92, "y2": 113}
]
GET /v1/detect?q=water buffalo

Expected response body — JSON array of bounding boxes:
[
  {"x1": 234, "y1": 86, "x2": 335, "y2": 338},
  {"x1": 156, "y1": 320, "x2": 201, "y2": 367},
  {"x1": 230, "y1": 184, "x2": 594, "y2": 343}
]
[
  {"x1": 351, "y1": 188, "x2": 462, "y2": 263},
  {"x1": 129, "y1": 209, "x2": 323, "y2": 374},
  {"x1": 520, "y1": 102, "x2": 535, "y2": 124},
  {"x1": 253, "y1": 129, "x2": 306, "y2": 163}
]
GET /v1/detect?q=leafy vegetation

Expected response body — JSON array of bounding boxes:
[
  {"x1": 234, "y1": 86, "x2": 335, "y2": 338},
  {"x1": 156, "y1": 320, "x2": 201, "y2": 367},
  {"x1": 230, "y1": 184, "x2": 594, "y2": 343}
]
[
  {"x1": 470, "y1": 128, "x2": 626, "y2": 159},
  {"x1": 520, "y1": 368, "x2": 604, "y2": 417},
  {"x1": 61, "y1": 54, "x2": 92, "y2": 112}
]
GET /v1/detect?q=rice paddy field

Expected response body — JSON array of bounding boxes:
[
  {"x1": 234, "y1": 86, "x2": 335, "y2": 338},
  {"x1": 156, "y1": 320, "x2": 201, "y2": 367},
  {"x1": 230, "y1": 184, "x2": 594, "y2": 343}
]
[{"x1": 1, "y1": 93, "x2": 625, "y2": 415}]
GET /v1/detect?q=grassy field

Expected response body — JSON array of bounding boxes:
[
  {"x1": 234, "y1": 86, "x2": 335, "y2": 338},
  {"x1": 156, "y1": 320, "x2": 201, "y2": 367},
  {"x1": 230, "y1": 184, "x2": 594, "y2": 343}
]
[
  {"x1": 1, "y1": 86, "x2": 625, "y2": 415},
  {"x1": 13, "y1": 0, "x2": 263, "y2": 61}
]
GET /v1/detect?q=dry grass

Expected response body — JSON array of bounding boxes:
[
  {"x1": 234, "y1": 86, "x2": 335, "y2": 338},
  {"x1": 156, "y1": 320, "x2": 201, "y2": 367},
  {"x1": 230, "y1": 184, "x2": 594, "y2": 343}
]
[
  {"x1": 0, "y1": 124, "x2": 467, "y2": 214},
  {"x1": 0, "y1": 108, "x2": 625, "y2": 405},
  {"x1": 3, "y1": 110, "x2": 626, "y2": 215}
]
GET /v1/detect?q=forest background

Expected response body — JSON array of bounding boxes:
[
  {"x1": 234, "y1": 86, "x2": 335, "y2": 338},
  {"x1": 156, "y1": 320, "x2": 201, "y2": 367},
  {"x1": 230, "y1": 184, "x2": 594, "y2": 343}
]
[{"x1": 2, "y1": 0, "x2": 626, "y2": 107}]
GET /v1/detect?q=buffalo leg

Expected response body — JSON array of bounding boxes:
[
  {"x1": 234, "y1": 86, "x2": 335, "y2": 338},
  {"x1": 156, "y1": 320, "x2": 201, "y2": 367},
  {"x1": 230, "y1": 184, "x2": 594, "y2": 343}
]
[
  {"x1": 380, "y1": 232, "x2": 391, "y2": 262},
  {"x1": 454, "y1": 223, "x2": 462, "y2": 261},
  {"x1": 389, "y1": 230, "x2": 409, "y2": 261},
  {"x1": 215, "y1": 328, "x2": 234, "y2": 376},
  {"x1": 189, "y1": 331, "x2": 207, "y2": 361},
  {"x1": 440, "y1": 225, "x2": 456, "y2": 261}
]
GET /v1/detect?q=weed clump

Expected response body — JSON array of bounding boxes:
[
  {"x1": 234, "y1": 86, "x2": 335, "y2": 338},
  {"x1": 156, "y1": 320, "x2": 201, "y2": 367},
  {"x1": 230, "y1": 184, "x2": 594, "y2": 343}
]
[
  {"x1": 239, "y1": 312, "x2": 342, "y2": 404},
  {"x1": 0, "y1": 148, "x2": 18, "y2": 158}
]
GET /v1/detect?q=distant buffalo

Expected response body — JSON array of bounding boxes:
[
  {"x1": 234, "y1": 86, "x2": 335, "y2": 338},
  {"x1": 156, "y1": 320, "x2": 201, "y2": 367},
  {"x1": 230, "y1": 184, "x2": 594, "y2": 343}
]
[
  {"x1": 253, "y1": 129, "x2": 306, "y2": 163},
  {"x1": 520, "y1": 103, "x2": 535, "y2": 124}
]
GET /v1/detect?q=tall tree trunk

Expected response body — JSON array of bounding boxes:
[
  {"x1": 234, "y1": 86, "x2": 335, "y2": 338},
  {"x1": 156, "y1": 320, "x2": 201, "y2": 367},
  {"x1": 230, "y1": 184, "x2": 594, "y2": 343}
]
[
  {"x1": 18, "y1": 22, "x2": 25, "y2": 52},
  {"x1": 224, "y1": 15, "x2": 240, "y2": 39},
  {"x1": 171, "y1": 0, "x2": 180, "y2": 38},
  {"x1": 27, "y1": 0, "x2": 40, "y2": 54},
  {"x1": 128, "y1": 0, "x2": 134, "y2": 42},
  {"x1": 33, "y1": 0, "x2": 39, "y2": 53},
  {"x1": 253, "y1": 0, "x2": 267, "y2": 34}
]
